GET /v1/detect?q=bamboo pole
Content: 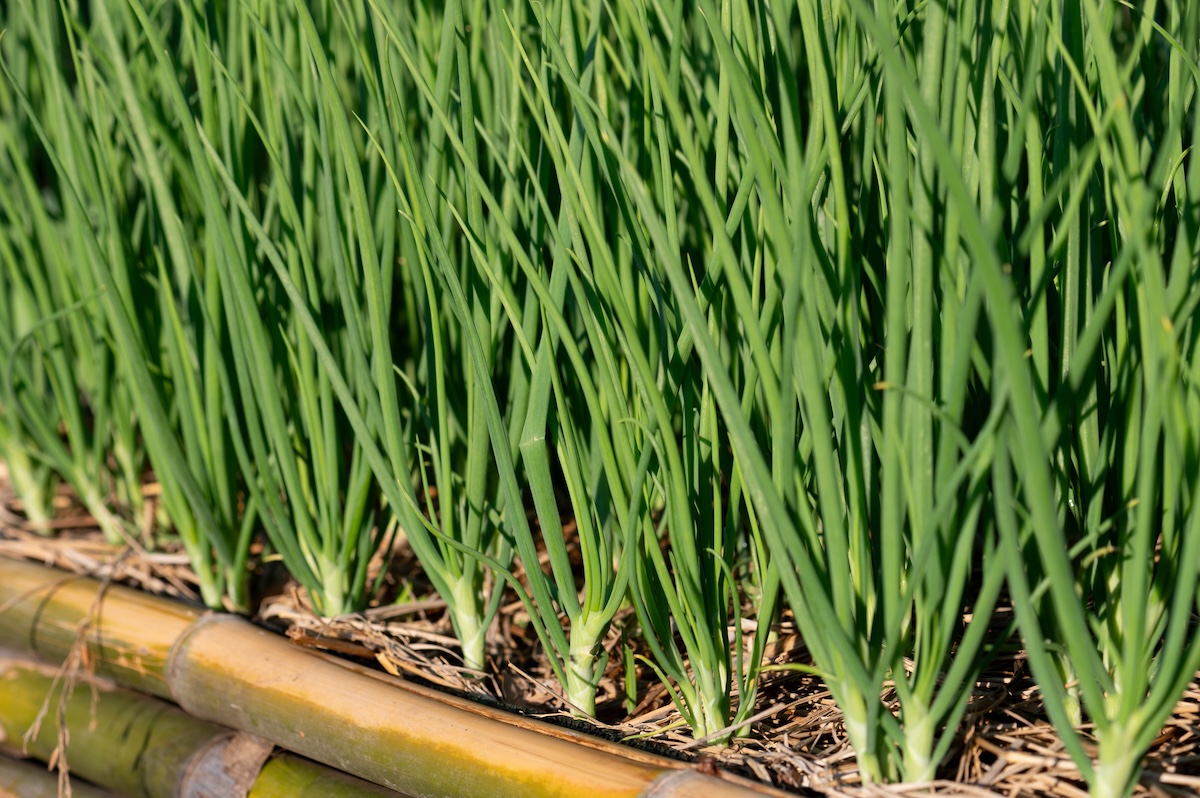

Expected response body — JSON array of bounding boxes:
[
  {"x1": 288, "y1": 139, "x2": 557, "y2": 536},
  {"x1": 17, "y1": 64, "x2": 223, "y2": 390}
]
[
  {"x1": 169, "y1": 614, "x2": 666, "y2": 798},
  {"x1": 0, "y1": 558, "x2": 194, "y2": 696},
  {"x1": 0, "y1": 655, "x2": 231, "y2": 797},
  {"x1": 0, "y1": 754, "x2": 114, "y2": 798},
  {"x1": 0, "y1": 655, "x2": 402, "y2": 798},
  {"x1": 0, "y1": 557, "x2": 786, "y2": 798},
  {"x1": 251, "y1": 754, "x2": 413, "y2": 798}
]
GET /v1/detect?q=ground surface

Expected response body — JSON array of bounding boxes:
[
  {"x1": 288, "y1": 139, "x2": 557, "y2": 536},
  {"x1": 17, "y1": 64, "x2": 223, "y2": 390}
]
[{"x1": 3, "y1": 479, "x2": 1200, "y2": 798}]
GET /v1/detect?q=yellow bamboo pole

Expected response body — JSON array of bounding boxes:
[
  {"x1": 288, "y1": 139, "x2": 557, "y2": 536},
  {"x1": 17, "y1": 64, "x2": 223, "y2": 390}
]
[
  {"x1": 169, "y1": 614, "x2": 666, "y2": 798},
  {"x1": 0, "y1": 558, "x2": 194, "y2": 696},
  {"x1": 0, "y1": 557, "x2": 785, "y2": 798}
]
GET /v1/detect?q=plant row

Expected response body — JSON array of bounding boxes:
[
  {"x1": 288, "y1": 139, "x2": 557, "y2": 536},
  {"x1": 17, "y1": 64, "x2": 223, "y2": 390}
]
[{"x1": 2, "y1": 2, "x2": 1199, "y2": 796}]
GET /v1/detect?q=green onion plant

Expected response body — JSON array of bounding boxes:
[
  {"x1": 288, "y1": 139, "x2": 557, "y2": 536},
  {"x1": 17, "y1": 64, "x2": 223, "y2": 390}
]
[
  {"x1": 1, "y1": 0, "x2": 260, "y2": 609},
  {"x1": 0, "y1": 2, "x2": 147, "y2": 544},
  {"x1": 991, "y1": 2, "x2": 1200, "y2": 796},
  {"x1": 2, "y1": 0, "x2": 1199, "y2": 792}
]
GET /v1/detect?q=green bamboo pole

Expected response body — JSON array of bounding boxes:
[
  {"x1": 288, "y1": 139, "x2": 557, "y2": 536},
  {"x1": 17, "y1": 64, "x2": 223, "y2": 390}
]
[
  {"x1": 0, "y1": 755, "x2": 113, "y2": 798},
  {"x1": 251, "y1": 754, "x2": 407, "y2": 798},
  {"x1": 0, "y1": 654, "x2": 402, "y2": 798},
  {"x1": 1, "y1": 655, "x2": 241, "y2": 797}
]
